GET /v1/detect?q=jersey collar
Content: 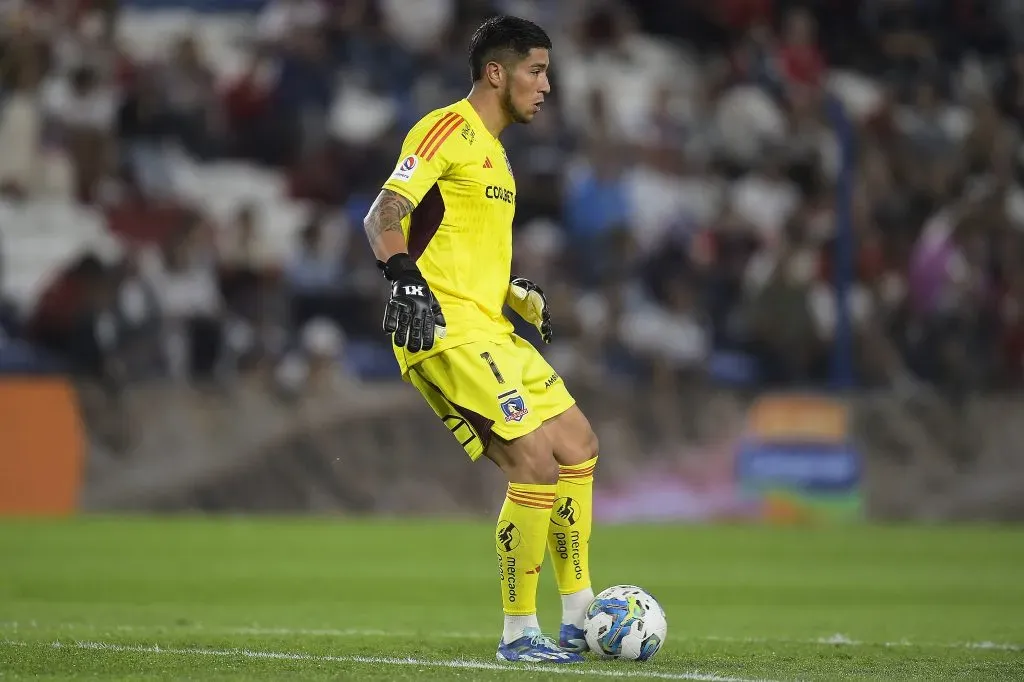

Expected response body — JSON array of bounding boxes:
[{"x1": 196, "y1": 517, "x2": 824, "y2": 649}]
[{"x1": 458, "y1": 98, "x2": 499, "y2": 144}]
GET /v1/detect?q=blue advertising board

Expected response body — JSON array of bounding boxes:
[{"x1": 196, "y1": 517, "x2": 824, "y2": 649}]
[{"x1": 736, "y1": 394, "x2": 862, "y2": 522}]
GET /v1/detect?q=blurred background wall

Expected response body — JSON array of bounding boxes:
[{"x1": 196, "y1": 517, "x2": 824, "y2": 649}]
[{"x1": 2, "y1": 0, "x2": 1024, "y2": 521}]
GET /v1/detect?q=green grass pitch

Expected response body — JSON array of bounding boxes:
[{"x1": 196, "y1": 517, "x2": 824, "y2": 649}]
[{"x1": 1, "y1": 518, "x2": 1022, "y2": 681}]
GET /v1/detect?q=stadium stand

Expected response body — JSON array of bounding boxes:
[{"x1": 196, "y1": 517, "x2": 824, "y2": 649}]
[{"x1": 2, "y1": 0, "x2": 1024, "y2": 399}]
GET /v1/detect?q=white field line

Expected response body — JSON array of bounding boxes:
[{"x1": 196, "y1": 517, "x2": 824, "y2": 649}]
[
  {"x1": 1, "y1": 621, "x2": 1021, "y2": 653},
  {"x1": 699, "y1": 633, "x2": 1023, "y2": 652},
  {"x1": 0, "y1": 639, "x2": 780, "y2": 682},
  {"x1": 228, "y1": 627, "x2": 1024, "y2": 652}
]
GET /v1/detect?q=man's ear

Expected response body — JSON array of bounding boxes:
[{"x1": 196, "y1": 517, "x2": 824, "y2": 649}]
[{"x1": 485, "y1": 60, "x2": 504, "y2": 88}]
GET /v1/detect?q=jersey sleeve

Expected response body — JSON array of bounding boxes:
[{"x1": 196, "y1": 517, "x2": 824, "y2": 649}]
[{"x1": 382, "y1": 110, "x2": 465, "y2": 207}]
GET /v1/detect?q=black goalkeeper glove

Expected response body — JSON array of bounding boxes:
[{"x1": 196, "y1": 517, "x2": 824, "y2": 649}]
[
  {"x1": 378, "y1": 253, "x2": 447, "y2": 353},
  {"x1": 506, "y1": 276, "x2": 552, "y2": 344}
]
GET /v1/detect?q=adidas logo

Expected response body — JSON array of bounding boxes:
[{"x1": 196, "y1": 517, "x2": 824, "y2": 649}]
[{"x1": 483, "y1": 157, "x2": 493, "y2": 168}]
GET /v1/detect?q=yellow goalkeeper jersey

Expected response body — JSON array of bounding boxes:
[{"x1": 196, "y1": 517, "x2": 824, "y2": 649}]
[{"x1": 382, "y1": 98, "x2": 518, "y2": 374}]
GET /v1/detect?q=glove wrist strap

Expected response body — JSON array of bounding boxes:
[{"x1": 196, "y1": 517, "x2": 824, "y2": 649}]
[{"x1": 377, "y1": 253, "x2": 420, "y2": 282}]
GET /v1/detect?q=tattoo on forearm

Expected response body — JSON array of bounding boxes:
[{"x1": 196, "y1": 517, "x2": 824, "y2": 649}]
[{"x1": 364, "y1": 190, "x2": 414, "y2": 244}]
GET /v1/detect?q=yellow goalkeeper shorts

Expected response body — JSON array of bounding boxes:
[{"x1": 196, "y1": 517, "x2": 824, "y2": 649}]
[{"x1": 405, "y1": 334, "x2": 575, "y2": 460}]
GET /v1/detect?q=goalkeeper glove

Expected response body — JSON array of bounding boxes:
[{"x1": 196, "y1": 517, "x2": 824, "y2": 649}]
[
  {"x1": 378, "y1": 253, "x2": 446, "y2": 352},
  {"x1": 506, "y1": 276, "x2": 552, "y2": 344}
]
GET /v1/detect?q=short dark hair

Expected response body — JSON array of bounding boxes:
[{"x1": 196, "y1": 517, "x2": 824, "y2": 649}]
[{"x1": 469, "y1": 15, "x2": 551, "y2": 81}]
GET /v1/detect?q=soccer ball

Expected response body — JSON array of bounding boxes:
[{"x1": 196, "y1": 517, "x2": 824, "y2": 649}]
[{"x1": 583, "y1": 585, "x2": 667, "y2": 661}]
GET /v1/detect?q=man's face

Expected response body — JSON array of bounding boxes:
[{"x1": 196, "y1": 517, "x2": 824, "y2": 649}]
[{"x1": 501, "y1": 48, "x2": 550, "y2": 124}]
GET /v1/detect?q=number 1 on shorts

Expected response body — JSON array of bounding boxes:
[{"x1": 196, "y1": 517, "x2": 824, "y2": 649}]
[{"x1": 480, "y1": 352, "x2": 505, "y2": 384}]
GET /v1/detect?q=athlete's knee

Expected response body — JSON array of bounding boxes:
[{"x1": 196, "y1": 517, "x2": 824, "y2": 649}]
[
  {"x1": 562, "y1": 427, "x2": 598, "y2": 469},
  {"x1": 550, "y1": 408, "x2": 599, "y2": 467},
  {"x1": 487, "y1": 431, "x2": 559, "y2": 485},
  {"x1": 580, "y1": 426, "x2": 599, "y2": 462},
  {"x1": 515, "y1": 453, "x2": 559, "y2": 485}
]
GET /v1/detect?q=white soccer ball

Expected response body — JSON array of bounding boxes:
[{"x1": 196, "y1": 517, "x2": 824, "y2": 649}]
[{"x1": 583, "y1": 584, "x2": 668, "y2": 661}]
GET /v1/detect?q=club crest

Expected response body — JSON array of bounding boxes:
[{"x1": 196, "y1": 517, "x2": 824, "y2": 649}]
[{"x1": 498, "y1": 390, "x2": 528, "y2": 422}]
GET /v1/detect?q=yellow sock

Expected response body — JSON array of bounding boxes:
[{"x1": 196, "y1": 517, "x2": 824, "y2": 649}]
[
  {"x1": 496, "y1": 482, "x2": 556, "y2": 616},
  {"x1": 547, "y1": 456, "x2": 597, "y2": 598}
]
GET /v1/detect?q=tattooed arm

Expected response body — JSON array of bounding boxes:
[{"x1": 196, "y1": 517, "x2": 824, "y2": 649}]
[
  {"x1": 363, "y1": 189, "x2": 414, "y2": 261},
  {"x1": 365, "y1": 188, "x2": 446, "y2": 350}
]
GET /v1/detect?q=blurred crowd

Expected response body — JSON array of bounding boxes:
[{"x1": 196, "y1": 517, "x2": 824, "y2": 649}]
[{"x1": 2, "y1": 0, "x2": 1024, "y2": 401}]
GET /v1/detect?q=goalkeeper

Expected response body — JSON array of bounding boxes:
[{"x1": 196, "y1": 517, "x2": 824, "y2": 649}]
[{"x1": 361, "y1": 15, "x2": 599, "y2": 665}]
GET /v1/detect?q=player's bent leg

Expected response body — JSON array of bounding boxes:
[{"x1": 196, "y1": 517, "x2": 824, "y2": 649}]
[
  {"x1": 544, "y1": 405, "x2": 599, "y2": 467},
  {"x1": 485, "y1": 427, "x2": 560, "y2": 485},
  {"x1": 542, "y1": 405, "x2": 600, "y2": 652},
  {"x1": 487, "y1": 432, "x2": 584, "y2": 664},
  {"x1": 406, "y1": 339, "x2": 581, "y2": 662}
]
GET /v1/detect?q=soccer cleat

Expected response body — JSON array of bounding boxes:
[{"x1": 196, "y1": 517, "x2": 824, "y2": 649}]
[
  {"x1": 496, "y1": 627, "x2": 585, "y2": 663},
  {"x1": 558, "y1": 624, "x2": 587, "y2": 653}
]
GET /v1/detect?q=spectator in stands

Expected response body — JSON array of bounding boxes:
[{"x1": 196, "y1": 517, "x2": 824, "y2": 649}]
[
  {"x1": 729, "y1": 147, "x2": 801, "y2": 249},
  {"x1": 41, "y1": 63, "x2": 116, "y2": 202},
  {"x1": 0, "y1": 31, "x2": 44, "y2": 198},
  {"x1": 217, "y1": 203, "x2": 280, "y2": 367},
  {"x1": 998, "y1": 266, "x2": 1024, "y2": 385},
  {"x1": 26, "y1": 252, "x2": 123, "y2": 386},
  {"x1": 272, "y1": 26, "x2": 333, "y2": 161},
  {"x1": 273, "y1": 315, "x2": 347, "y2": 400},
  {"x1": 777, "y1": 7, "x2": 826, "y2": 93},
  {"x1": 0, "y1": 234, "x2": 18, "y2": 338},
  {"x1": 116, "y1": 72, "x2": 176, "y2": 200},
  {"x1": 997, "y1": 47, "x2": 1024, "y2": 129},
  {"x1": 329, "y1": 0, "x2": 416, "y2": 99},
  {"x1": 563, "y1": 144, "x2": 630, "y2": 286},
  {"x1": 151, "y1": 216, "x2": 225, "y2": 383},
  {"x1": 865, "y1": 0, "x2": 943, "y2": 90},
  {"x1": 623, "y1": 265, "x2": 711, "y2": 381},
  {"x1": 284, "y1": 212, "x2": 345, "y2": 335},
  {"x1": 904, "y1": 181, "x2": 1004, "y2": 394},
  {"x1": 221, "y1": 51, "x2": 284, "y2": 166},
  {"x1": 377, "y1": 0, "x2": 453, "y2": 58},
  {"x1": 742, "y1": 218, "x2": 827, "y2": 385},
  {"x1": 218, "y1": 203, "x2": 275, "y2": 311},
  {"x1": 108, "y1": 249, "x2": 164, "y2": 379},
  {"x1": 160, "y1": 35, "x2": 220, "y2": 160},
  {"x1": 256, "y1": 0, "x2": 326, "y2": 46}
]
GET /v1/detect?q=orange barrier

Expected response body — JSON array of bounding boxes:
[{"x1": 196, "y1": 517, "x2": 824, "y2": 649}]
[
  {"x1": 745, "y1": 393, "x2": 849, "y2": 442},
  {"x1": 0, "y1": 378, "x2": 84, "y2": 515}
]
